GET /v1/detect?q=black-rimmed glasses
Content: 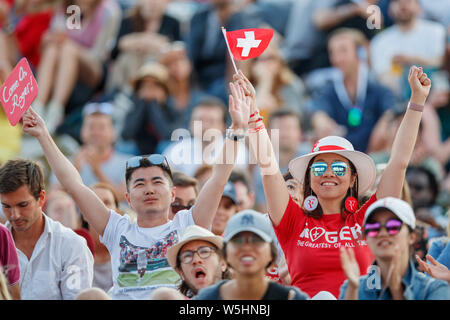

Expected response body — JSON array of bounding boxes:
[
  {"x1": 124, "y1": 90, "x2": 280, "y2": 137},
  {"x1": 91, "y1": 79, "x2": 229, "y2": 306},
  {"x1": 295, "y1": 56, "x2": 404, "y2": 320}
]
[{"x1": 178, "y1": 246, "x2": 216, "y2": 264}]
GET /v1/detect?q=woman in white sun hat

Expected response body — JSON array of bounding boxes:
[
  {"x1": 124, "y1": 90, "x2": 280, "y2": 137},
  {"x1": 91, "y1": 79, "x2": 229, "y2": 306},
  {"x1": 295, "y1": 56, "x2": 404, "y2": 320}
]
[{"x1": 231, "y1": 65, "x2": 431, "y2": 299}]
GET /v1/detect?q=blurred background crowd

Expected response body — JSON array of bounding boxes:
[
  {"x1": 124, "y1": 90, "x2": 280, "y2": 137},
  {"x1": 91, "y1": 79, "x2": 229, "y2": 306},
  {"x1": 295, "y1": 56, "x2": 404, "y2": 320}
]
[{"x1": 0, "y1": 0, "x2": 449, "y2": 286}]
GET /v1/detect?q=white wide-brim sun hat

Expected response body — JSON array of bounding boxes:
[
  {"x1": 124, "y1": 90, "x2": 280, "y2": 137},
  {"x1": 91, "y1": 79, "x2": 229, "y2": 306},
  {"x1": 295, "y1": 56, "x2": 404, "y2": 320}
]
[{"x1": 288, "y1": 136, "x2": 376, "y2": 195}]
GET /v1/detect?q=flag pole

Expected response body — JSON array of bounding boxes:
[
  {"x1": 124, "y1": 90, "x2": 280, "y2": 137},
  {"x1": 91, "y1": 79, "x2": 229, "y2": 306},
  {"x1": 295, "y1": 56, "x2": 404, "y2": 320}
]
[{"x1": 221, "y1": 26, "x2": 239, "y2": 75}]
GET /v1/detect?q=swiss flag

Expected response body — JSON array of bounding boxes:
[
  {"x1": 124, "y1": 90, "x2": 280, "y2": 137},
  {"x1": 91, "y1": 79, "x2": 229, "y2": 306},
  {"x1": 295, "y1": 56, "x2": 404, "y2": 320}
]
[{"x1": 225, "y1": 28, "x2": 274, "y2": 60}]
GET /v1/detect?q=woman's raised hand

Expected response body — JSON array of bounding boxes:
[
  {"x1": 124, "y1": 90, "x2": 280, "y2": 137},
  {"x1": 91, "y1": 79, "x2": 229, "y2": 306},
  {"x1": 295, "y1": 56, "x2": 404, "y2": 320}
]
[
  {"x1": 408, "y1": 65, "x2": 431, "y2": 106},
  {"x1": 233, "y1": 69, "x2": 258, "y2": 116},
  {"x1": 229, "y1": 81, "x2": 251, "y2": 130}
]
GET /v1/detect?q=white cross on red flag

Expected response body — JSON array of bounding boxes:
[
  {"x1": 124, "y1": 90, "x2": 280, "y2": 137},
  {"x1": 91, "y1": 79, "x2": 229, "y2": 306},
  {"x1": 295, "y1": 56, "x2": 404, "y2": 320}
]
[{"x1": 225, "y1": 28, "x2": 274, "y2": 60}]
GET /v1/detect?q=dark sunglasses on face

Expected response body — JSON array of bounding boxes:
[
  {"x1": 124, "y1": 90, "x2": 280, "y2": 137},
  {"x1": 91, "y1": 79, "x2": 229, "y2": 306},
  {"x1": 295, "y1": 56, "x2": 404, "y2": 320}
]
[
  {"x1": 363, "y1": 219, "x2": 403, "y2": 237},
  {"x1": 311, "y1": 161, "x2": 348, "y2": 177},
  {"x1": 171, "y1": 203, "x2": 193, "y2": 215},
  {"x1": 179, "y1": 246, "x2": 216, "y2": 264},
  {"x1": 126, "y1": 154, "x2": 172, "y2": 178}
]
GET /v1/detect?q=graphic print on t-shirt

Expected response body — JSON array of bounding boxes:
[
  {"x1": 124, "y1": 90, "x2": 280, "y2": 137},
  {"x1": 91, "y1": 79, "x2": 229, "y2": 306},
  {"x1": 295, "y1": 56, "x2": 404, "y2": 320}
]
[
  {"x1": 296, "y1": 223, "x2": 367, "y2": 249},
  {"x1": 117, "y1": 232, "x2": 180, "y2": 290}
]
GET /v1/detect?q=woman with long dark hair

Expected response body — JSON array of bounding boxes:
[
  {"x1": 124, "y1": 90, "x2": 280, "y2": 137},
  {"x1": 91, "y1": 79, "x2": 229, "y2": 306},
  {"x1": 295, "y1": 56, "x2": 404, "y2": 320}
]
[{"x1": 230, "y1": 65, "x2": 431, "y2": 298}]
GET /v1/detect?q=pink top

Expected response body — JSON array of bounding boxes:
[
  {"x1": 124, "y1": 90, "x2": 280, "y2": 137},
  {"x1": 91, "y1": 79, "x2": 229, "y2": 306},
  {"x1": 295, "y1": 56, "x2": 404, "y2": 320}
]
[
  {"x1": 0, "y1": 224, "x2": 20, "y2": 286},
  {"x1": 65, "y1": 0, "x2": 107, "y2": 49}
]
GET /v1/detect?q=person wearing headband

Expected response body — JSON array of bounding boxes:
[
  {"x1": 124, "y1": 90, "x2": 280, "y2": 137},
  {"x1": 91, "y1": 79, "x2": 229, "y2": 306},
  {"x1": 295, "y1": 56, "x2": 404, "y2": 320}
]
[
  {"x1": 231, "y1": 65, "x2": 431, "y2": 298},
  {"x1": 339, "y1": 197, "x2": 449, "y2": 299}
]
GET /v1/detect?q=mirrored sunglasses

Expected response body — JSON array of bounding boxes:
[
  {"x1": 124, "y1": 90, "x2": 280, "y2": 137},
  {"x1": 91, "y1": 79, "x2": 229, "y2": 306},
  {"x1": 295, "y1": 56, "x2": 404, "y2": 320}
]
[
  {"x1": 363, "y1": 219, "x2": 403, "y2": 237},
  {"x1": 311, "y1": 161, "x2": 348, "y2": 177},
  {"x1": 126, "y1": 154, "x2": 172, "y2": 178}
]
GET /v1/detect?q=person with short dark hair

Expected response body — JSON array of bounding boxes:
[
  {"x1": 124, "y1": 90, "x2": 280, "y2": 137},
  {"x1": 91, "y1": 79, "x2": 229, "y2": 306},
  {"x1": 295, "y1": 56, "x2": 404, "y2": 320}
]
[
  {"x1": 162, "y1": 98, "x2": 249, "y2": 177},
  {"x1": 229, "y1": 169, "x2": 255, "y2": 212},
  {"x1": 193, "y1": 164, "x2": 213, "y2": 192},
  {"x1": 310, "y1": 28, "x2": 396, "y2": 153},
  {"x1": 50, "y1": 102, "x2": 132, "y2": 204},
  {"x1": 170, "y1": 171, "x2": 199, "y2": 220},
  {"x1": 0, "y1": 159, "x2": 93, "y2": 300},
  {"x1": 211, "y1": 182, "x2": 239, "y2": 237}
]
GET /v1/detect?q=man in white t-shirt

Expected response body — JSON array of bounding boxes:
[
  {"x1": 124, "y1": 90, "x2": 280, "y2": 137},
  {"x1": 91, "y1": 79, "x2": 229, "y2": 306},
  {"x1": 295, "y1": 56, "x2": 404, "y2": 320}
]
[
  {"x1": 22, "y1": 84, "x2": 248, "y2": 299},
  {"x1": 370, "y1": 0, "x2": 446, "y2": 97}
]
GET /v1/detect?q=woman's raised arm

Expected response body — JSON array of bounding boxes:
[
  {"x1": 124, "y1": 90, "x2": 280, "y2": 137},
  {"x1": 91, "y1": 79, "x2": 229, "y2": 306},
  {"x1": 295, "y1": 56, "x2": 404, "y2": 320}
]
[{"x1": 377, "y1": 66, "x2": 431, "y2": 199}]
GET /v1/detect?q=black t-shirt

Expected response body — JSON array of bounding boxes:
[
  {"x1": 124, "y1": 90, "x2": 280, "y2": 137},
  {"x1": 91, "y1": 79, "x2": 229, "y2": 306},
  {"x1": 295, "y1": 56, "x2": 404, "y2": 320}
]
[
  {"x1": 111, "y1": 13, "x2": 181, "y2": 60},
  {"x1": 193, "y1": 280, "x2": 309, "y2": 300}
]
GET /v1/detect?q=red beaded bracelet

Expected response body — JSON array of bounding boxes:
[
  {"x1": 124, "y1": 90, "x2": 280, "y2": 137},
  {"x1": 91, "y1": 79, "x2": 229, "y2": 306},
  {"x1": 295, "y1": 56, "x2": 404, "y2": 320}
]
[
  {"x1": 248, "y1": 117, "x2": 263, "y2": 124},
  {"x1": 249, "y1": 124, "x2": 265, "y2": 133}
]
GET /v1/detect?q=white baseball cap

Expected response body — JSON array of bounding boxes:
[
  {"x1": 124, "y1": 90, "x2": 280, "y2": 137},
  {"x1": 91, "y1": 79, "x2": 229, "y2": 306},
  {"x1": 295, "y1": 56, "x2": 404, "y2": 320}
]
[
  {"x1": 364, "y1": 197, "x2": 416, "y2": 229},
  {"x1": 288, "y1": 136, "x2": 376, "y2": 195}
]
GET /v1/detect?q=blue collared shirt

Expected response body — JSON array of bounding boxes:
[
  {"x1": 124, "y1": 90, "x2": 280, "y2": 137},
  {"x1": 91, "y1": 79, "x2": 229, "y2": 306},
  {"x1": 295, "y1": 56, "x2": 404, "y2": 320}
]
[{"x1": 339, "y1": 259, "x2": 450, "y2": 300}]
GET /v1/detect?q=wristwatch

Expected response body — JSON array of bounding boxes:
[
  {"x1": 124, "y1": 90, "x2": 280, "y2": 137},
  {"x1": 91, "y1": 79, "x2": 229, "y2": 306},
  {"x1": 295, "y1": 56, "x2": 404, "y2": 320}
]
[{"x1": 226, "y1": 128, "x2": 246, "y2": 141}]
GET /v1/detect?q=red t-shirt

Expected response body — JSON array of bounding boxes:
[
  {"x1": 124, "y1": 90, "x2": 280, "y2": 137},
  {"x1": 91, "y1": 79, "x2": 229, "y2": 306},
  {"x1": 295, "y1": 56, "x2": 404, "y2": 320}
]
[
  {"x1": 273, "y1": 194, "x2": 377, "y2": 298},
  {"x1": 14, "y1": 10, "x2": 53, "y2": 67},
  {"x1": 0, "y1": 224, "x2": 20, "y2": 286}
]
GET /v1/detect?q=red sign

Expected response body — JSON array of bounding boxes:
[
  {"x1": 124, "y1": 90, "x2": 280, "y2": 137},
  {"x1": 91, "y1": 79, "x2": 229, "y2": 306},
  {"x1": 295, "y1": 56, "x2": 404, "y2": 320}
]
[
  {"x1": 226, "y1": 28, "x2": 273, "y2": 60},
  {"x1": 0, "y1": 58, "x2": 38, "y2": 126}
]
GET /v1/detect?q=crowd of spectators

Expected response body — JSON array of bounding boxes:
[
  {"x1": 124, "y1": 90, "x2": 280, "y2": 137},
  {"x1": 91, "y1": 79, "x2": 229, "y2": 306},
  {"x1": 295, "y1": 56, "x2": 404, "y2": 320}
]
[{"x1": 0, "y1": 0, "x2": 449, "y2": 301}]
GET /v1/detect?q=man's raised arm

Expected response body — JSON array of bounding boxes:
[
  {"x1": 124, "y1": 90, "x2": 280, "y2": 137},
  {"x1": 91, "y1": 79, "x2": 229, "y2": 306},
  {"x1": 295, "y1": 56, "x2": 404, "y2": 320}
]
[{"x1": 21, "y1": 108, "x2": 110, "y2": 236}]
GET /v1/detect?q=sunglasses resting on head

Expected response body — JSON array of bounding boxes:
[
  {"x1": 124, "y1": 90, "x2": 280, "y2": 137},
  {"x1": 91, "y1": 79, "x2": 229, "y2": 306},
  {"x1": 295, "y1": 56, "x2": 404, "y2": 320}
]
[{"x1": 126, "y1": 154, "x2": 173, "y2": 179}]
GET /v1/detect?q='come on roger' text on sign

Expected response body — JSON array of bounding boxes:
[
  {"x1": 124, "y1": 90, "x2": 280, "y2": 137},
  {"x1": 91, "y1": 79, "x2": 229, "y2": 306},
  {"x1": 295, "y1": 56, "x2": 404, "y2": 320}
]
[{"x1": 0, "y1": 58, "x2": 38, "y2": 126}]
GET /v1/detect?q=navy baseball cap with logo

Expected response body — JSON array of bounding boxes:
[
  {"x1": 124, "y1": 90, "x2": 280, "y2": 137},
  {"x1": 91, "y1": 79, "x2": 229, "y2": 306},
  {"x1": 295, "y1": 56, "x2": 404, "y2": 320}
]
[
  {"x1": 222, "y1": 181, "x2": 238, "y2": 204},
  {"x1": 224, "y1": 210, "x2": 273, "y2": 243}
]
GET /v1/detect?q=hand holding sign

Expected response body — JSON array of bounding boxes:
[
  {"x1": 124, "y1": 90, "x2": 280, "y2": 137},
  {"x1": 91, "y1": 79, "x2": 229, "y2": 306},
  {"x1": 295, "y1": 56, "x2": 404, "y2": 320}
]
[
  {"x1": 22, "y1": 107, "x2": 48, "y2": 138},
  {"x1": 0, "y1": 58, "x2": 38, "y2": 126}
]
